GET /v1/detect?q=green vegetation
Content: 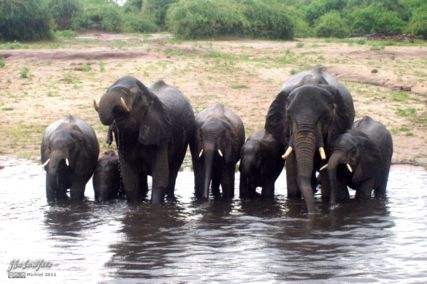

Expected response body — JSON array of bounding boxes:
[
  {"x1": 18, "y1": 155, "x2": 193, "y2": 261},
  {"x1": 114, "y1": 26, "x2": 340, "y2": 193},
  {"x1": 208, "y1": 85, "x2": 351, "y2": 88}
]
[
  {"x1": 0, "y1": 58, "x2": 4, "y2": 68},
  {"x1": 0, "y1": 0, "x2": 426, "y2": 41},
  {"x1": 19, "y1": 67, "x2": 30, "y2": 79}
]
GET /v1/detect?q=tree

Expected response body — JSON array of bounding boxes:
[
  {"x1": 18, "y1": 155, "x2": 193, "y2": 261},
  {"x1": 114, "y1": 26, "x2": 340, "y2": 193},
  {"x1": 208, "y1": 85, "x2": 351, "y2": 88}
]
[{"x1": 142, "y1": 0, "x2": 178, "y2": 28}]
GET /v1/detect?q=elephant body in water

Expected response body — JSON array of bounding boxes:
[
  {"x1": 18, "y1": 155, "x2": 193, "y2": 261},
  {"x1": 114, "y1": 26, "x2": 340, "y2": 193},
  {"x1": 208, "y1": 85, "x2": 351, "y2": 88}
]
[
  {"x1": 327, "y1": 116, "x2": 393, "y2": 205},
  {"x1": 192, "y1": 104, "x2": 245, "y2": 200},
  {"x1": 96, "y1": 76, "x2": 195, "y2": 204},
  {"x1": 239, "y1": 129, "x2": 284, "y2": 198},
  {"x1": 41, "y1": 115, "x2": 99, "y2": 203},
  {"x1": 93, "y1": 150, "x2": 123, "y2": 202},
  {"x1": 265, "y1": 68, "x2": 355, "y2": 213}
]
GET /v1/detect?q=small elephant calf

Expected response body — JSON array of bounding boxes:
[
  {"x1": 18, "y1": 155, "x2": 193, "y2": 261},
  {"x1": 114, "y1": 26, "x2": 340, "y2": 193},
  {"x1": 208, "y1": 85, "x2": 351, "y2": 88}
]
[
  {"x1": 239, "y1": 130, "x2": 284, "y2": 198},
  {"x1": 93, "y1": 150, "x2": 123, "y2": 202},
  {"x1": 327, "y1": 116, "x2": 393, "y2": 205}
]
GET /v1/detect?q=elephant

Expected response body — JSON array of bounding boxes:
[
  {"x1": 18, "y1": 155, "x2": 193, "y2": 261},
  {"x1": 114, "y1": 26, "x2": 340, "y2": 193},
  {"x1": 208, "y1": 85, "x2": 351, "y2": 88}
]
[
  {"x1": 265, "y1": 68, "x2": 355, "y2": 213},
  {"x1": 192, "y1": 103, "x2": 245, "y2": 200},
  {"x1": 93, "y1": 150, "x2": 124, "y2": 202},
  {"x1": 327, "y1": 116, "x2": 393, "y2": 205},
  {"x1": 239, "y1": 129, "x2": 284, "y2": 198},
  {"x1": 41, "y1": 115, "x2": 99, "y2": 203},
  {"x1": 95, "y1": 76, "x2": 195, "y2": 204}
]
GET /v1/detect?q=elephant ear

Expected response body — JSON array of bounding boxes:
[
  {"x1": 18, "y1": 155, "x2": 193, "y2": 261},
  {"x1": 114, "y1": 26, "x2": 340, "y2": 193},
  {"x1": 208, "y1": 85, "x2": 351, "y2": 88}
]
[
  {"x1": 352, "y1": 135, "x2": 382, "y2": 183},
  {"x1": 223, "y1": 127, "x2": 243, "y2": 163},
  {"x1": 138, "y1": 93, "x2": 172, "y2": 146},
  {"x1": 264, "y1": 87, "x2": 292, "y2": 145},
  {"x1": 324, "y1": 85, "x2": 354, "y2": 150}
]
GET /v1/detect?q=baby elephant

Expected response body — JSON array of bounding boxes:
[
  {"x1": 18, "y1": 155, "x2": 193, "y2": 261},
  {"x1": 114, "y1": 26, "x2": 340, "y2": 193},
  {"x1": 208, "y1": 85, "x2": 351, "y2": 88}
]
[
  {"x1": 239, "y1": 130, "x2": 284, "y2": 198},
  {"x1": 41, "y1": 115, "x2": 99, "y2": 203},
  {"x1": 93, "y1": 150, "x2": 123, "y2": 202},
  {"x1": 327, "y1": 116, "x2": 393, "y2": 205}
]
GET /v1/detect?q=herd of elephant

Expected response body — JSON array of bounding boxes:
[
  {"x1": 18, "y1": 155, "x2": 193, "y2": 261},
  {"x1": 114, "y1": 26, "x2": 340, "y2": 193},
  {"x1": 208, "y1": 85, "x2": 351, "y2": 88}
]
[{"x1": 41, "y1": 68, "x2": 393, "y2": 213}]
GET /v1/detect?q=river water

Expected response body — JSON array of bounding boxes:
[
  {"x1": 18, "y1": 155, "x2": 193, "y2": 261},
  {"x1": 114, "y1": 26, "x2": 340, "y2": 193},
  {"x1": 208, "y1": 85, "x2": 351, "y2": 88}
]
[{"x1": 0, "y1": 159, "x2": 426, "y2": 283}]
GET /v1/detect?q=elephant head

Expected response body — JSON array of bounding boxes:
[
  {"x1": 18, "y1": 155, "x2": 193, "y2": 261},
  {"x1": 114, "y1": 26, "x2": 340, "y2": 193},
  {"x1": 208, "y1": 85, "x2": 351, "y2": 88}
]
[
  {"x1": 327, "y1": 130, "x2": 381, "y2": 205},
  {"x1": 265, "y1": 78, "x2": 354, "y2": 212},
  {"x1": 42, "y1": 126, "x2": 84, "y2": 194},
  {"x1": 95, "y1": 76, "x2": 172, "y2": 147},
  {"x1": 196, "y1": 118, "x2": 241, "y2": 199}
]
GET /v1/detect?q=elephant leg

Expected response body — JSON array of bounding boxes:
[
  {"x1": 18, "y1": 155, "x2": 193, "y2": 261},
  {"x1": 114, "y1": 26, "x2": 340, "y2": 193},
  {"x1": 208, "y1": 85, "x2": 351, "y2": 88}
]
[
  {"x1": 70, "y1": 180, "x2": 86, "y2": 202},
  {"x1": 355, "y1": 180, "x2": 374, "y2": 200},
  {"x1": 220, "y1": 164, "x2": 235, "y2": 199},
  {"x1": 120, "y1": 159, "x2": 142, "y2": 203},
  {"x1": 166, "y1": 167, "x2": 179, "y2": 202},
  {"x1": 374, "y1": 178, "x2": 388, "y2": 199},
  {"x1": 212, "y1": 171, "x2": 221, "y2": 198},
  {"x1": 286, "y1": 155, "x2": 300, "y2": 199},
  {"x1": 46, "y1": 175, "x2": 55, "y2": 203},
  {"x1": 262, "y1": 180, "x2": 275, "y2": 198},
  {"x1": 239, "y1": 174, "x2": 250, "y2": 198},
  {"x1": 193, "y1": 160, "x2": 204, "y2": 199},
  {"x1": 151, "y1": 147, "x2": 169, "y2": 204},
  {"x1": 319, "y1": 171, "x2": 330, "y2": 201}
]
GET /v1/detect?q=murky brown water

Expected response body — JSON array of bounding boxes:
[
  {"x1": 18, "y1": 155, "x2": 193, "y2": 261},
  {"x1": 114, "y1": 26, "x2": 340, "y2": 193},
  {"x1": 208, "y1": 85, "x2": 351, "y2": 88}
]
[{"x1": 0, "y1": 160, "x2": 426, "y2": 283}]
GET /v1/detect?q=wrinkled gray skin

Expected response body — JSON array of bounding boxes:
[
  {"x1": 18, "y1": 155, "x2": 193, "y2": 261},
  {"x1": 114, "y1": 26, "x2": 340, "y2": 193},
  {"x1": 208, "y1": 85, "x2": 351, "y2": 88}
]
[
  {"x1": 97, "y1": 76, "x2": 195, "y2": 204},
  {"x1": 41, "y1": 115, "x2": 99, "y2": 203},
  {"x1": 93, "y1": 150, "x2": 123, "y2": 202},
  {"x1": 265, "y1": 68, "x2": 355, "y2": 213},
  {"x1": 192, "y1": 104, "x2": 245, "y2": 200},
  {"x1": 239, "y1": 129, "x2": 284, "y2": 198},
  {"x1": 328, "y1": 116, "x2": 393, "y2": 205}
]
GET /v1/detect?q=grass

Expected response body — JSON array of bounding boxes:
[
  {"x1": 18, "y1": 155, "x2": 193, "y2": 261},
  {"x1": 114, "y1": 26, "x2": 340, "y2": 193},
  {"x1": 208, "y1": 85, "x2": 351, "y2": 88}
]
[
  {"x1": 19, "y1": 67, "x2": 30, "y2": 79},
  {"x1": 0, "y1": 58, "x2": 4, "y2": 68}
]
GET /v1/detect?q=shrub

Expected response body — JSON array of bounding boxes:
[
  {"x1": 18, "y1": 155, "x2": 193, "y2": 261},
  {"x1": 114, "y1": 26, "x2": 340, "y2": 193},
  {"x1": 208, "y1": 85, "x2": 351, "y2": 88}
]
[
  {"x1": 141, "y1": 0, "x2": 178, "y2": 28},
  {"x1": 407, "y1": 7, "x2": 427, "y2": 37},
  {"x1": 49, "y1": 0, "x2": 81, "y2": 30},
  {"x1": 348, "y1": 4, "x2": 405, "y2": 35},
  {"x1": 306, "y1": 0, "x2": 346, "y2": 26},
  {"x1": 123, "y1": 13, "x2": 159, "y2": 33},
  {"x1": 78, "y1": 3, "x2": 124, "y2": 32},
  {"x1": 0, "y1": 0, "x2": 53, "y2": 41},
  {"x1": 315, "y1": 11, "x2": 349, "y2": 38},
  {"x1": 167, "y1": 0, "x2": 245, "y2": 39},
  {"x1": 242, "y1": 0, "x2": 294, "y2": 39}
]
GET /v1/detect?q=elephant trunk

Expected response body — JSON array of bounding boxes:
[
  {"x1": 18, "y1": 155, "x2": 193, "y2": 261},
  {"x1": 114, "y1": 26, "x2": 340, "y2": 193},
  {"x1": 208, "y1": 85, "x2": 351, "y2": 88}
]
[
  {"x1": 294, "y1": 132, "x2": 316, "y2": 213},
  {"x1": 327, "y1": 152, "x2": 345, "y2": 206},
  {"x1": 202, "y1": 145, "x2": 215, "y2": 199}
]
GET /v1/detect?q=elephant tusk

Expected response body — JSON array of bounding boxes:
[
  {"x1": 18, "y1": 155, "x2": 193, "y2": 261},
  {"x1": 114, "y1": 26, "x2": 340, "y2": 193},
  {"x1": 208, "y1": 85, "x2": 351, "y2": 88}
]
[
  {"x1": 218, "y1": 150, "x2": 223, "y2": 157},
  {"x1": 65, "y1": 158, "x2": 69, "y2": 166},
  {"x1": 319, "y1": 147, "x2": 327, "y2": 160},
  {"x1": 346, "y1": 163, "x2": 353, "y2": 173},
  {"x1": 282, "y1": 146, "x2": 293, "y2": 160},
  {"x1": 319, "y1": 164, "x2": 328, "y2": 171},
  {"x1": 120, "y1": 97, "x2": 130, "y2": 112},
  {"x1": 42, "y1": 159, "x2": 50, "y2": 167},
  {"x1": 93, "y1": 99, "x2": 99, "y2": 112},
  {"x1": 199, "y1": 149, "x2": 203, "y2": 158}
]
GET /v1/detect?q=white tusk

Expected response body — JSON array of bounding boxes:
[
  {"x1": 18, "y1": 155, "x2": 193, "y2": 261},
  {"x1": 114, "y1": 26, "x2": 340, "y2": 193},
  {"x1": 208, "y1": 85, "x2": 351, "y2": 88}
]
[
  {"x1": 120, "y1": 97, "x2": 130, "y2": 112},
  {"x1": 282, "y1": 146, "x2": 293, "y2": 160},
  {"x1": 199, "y1": 149, "x2": 203, "y2": 158},
  {"x1": 65, "y1": 158, "x2": 69, "y2": 166},
  {"x1": 93, "y1": 99, "x2": 99, "y2": 112},
  {"x1": 42, "y1": 159, "x2": 50, "y2": 167},
  {"x1": 346, "y1": 163, "x2": 353, "y2": 173},
  {"x1": 319, "y1": 164, "x2": 328, "y2": 171},
  {"x1": 319, "y1": 147, "x2": 327, "y2": 160},
  {"x1": 218, "y1": 150, "x2": 223, "y2": 157}
]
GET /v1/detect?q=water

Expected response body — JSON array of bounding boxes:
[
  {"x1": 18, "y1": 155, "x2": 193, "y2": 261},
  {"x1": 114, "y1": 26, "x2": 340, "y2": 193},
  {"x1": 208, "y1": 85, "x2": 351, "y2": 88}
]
[{"x1": 1, "y1": 159, "x2": 426, "y2": 283}]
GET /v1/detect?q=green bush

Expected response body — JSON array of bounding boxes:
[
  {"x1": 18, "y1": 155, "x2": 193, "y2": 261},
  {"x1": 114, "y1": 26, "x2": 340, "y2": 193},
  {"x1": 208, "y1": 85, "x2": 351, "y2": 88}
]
[
  {"x1": 49, "y1": 0, "x2": 81, "y2": 30},
  {"x1": 242, "y1": 0, "x2": 294, "y2": 39},
  {"x1": 142, "y1": 0, "x2": 178, "y2": 28},
  {"x1": 315, "y1": 11, "x2": 349, "y2": 38},
  {"x1": 407, "y1": 8, "x2": 427, "y2": 37},
  {"x1": 0, "y1": 0, "x2": 53, "y2": 41},
  {"x1": 306, "y1": 0, "x2": 346, "y2": 26},
  {"x1": 348, "y1": 4, "x2": 405, "y2": 35},
  {"x1": 123, "y1": 13, "x2": 159, "y2": 33},
  {"x1": 167, "y1": 0, "x2": 294, "y2": 39},
  {"x1": 167, "y1": 0, "x2": 245, "y2": 39},
  {"x1": 78, "y1": 3, "x2": 124, "y2": 32}
]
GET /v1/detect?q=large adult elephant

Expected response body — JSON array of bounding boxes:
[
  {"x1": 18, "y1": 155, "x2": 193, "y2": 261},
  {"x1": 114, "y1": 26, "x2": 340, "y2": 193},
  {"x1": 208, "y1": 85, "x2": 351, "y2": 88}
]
[
  {"x1": 41, "y1": 115, "x2": 99, "y2": 203},
  {"x1": 95, "y1": 76, "x2": 195, "y2": 204},
  {"x1": 265, "y1": 68, "x2": 355, "y2": 213},
  {"x1": 192, "y1": 104, "x2": 245, "y2": 200},
  {"x1": 327, "y1": 116, "x2": 393, "y2": 205}
]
